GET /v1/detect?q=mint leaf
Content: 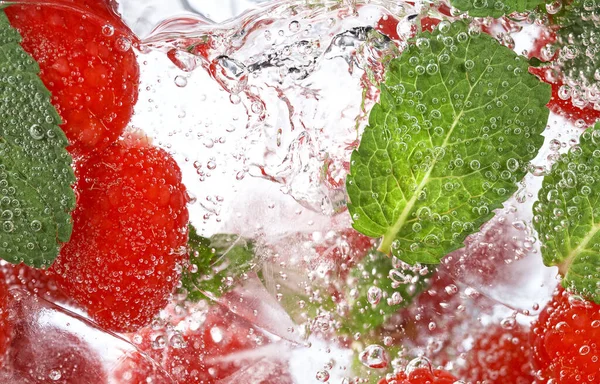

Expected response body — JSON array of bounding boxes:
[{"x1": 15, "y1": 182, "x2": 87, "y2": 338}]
[
  {"x1": 533, "y1": 123, "x2": 600, "y2": 304},
  {"x1": 0, "y1": 11, "x2": 75, "y2": 268},
  {"x1": 450, "y1": 0, "x2": 544, "y2": 17},
  {"x1": 343, "y1": 251, "x2": 432, "y2": 334},
  {"x1": 346, "y1": 20, "x2": 550, "y2": 264},
  {"x1": 554, "y1": 0, "x2": 600, "y2": 90},
  {"x1": 181, "y1": 226, "x2": 256, "y2": 301}
]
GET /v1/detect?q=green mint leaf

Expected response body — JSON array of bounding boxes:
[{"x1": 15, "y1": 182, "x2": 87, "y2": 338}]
[
  {"x1": 554, "y1": 0, "x2": 600, "y2": 90},
  {"x1": 181, "y1": 225, "x2": 256, "y2": 301},
  {"x1": 343, "y1": 250, "x2": 431, "y2": 334},
  {"x1": 346, "y1": 20, "x2": 550, "y2": 264},
  {"x1": 449, "y1": 0, "x2": 545, "y2": 17},
  {"x1": 0, "y1": 11, "x2": 75, "y2": 268},
  {"x1": 533, "y1": 123, "x2": 600, "y2": 304}
]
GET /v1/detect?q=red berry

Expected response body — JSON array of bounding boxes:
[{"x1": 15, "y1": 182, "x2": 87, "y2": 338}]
[
  {"x1": 121, "y1": 306, "x2": 290, "y2": 384},
  {"x1": 1, "y1": 262, "x2": 71, "y2": 305},
  {"x1": 9, "y1": 325, "x2": 107, "y2": 383},
  {"x1": 49, "y1": 135, "x2": 189, "y2": 332},
  {"x1": 531, "y1": 287, "x2": 600, "y2": 383},
  {"x1": 166, "y1": 307, "x2": 272, "y2": 383},
  {"x1": 5, "y1": 1, "x2": 140, "y2": 157},
  {"x1": 378, "y1": 367, "x2": 457, "y2": 384},
  {"x1": 461, "y1": 324, "x2": 534, "y2": 384}
]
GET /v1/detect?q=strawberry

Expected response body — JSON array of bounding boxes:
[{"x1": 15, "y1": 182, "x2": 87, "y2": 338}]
[
  {"x1": 49, "y1": 134, "x2": 189, "y2": 332},
  {"x1": 530, "y1": 287, "x2": 600, "y2": 383},
  {"x1": 9, "y1": 325, "x2": 107, "y2": 383},
  {"x1": 461, "y1": 324, "x2": 534, "y2": 384},
  {"x1": 5, "y1": 0, "x2": 140, "y2": 157},
  {"x1": 378, "y1": 367, "x2": 457, "y2": 384}
]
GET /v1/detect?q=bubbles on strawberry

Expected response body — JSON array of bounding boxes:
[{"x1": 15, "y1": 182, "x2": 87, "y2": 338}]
[
  {"x1": 5, "y1": 0, "x2": 140, "y2": 157},
  {"x1": 530, "y1": 287, "x2": 600, "y2": 383},
  {"x1": 49, "y1": 135, "x2": 189, "y2": 332}
]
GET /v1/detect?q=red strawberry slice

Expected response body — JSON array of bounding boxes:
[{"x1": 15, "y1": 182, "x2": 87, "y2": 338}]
[
  {"x1": 6, "y1": 0, "x2": 140, "y2": 157},
  {"x1": 49, "y1": 134, "x2": 189, "y2": 332}
]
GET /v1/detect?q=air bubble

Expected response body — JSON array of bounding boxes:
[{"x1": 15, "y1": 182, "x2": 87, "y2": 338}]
[
  {"x1": 437, "y1": 21, "x2": 451, "y2": 34},
  {"x1": 101, "y1": 25, "x2": 115, "y2": 36},
  {"x1": 29, "y1": 124, "x2": 45, "y2": 140},
  {"x1": 367, "y1": 286, "x2": 382, "y2": 305},
  {"x1": 174, "y1": 76, "x2": 188, "y2": 88},
  {"x1": 359, "y1": 345, "x2": 389, "y2": 369},
  {"x1": 2, "y1": 221, "x2": 13, "y2": 233}
]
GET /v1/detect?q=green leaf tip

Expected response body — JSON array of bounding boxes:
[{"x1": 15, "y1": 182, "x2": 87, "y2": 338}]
[
  {"x1": 450, "y1": 0, "x2": 545, "y2": 17},
  {"x1": 534, "y1": 122, "x2": 600, "y2": 304},
  {"x1": 181, "y1": 225, "x2": 256, "y2": 302},
  {"x1": 347, "y1": 20, "x2": 550, "y2": 265},
  {"x1": 0, "y1": 10, "x2": 75, "y2": 268}
]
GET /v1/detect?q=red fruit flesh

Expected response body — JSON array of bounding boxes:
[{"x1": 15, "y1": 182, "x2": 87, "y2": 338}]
[
  {"x1": 6, "y1": 1, "x2": 140, "y2": 157},
  {"x1": 50, "y1": 136, "x2": 189, "y2": 332},
  {"x1": 0, "y1": 271, "x2": 10, "y2": 367},
  {"x1": 531, "y1": 287, "x2": 600, "y2": 383},
  {"x1": 10, "y1": 325, "x2": 107, "y2": 384},
  {"x1": 378, "y1": 367, "x2": 457, "y2": 384},
  {"x1": 462, "y1": 324, "x2": 534, "y2": 384}
]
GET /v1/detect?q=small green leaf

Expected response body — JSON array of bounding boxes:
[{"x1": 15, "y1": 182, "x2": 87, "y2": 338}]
[
  {"x1": 342, "y1": 251, "x2": 431, "y2": 334},
  {"x1": 346, "y1": 20, "x2": 550, "y2": 264},
  {"x1": 0, "y1": 11, "x2": 75, "y2": 268},
  {"x1": 450, "y1": 0, "x2": 545, "y2": 17},
  {"x1": 534, "y1": 123, "x2": 600, "y2": 304},
  {"x1": 181, "y1": 225, "x2": 256, "y2": 301}
]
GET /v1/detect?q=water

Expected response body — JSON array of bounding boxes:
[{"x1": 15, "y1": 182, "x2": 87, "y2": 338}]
[{"x1": 0, "y1": 0, "x2": 593, "y2": 382}]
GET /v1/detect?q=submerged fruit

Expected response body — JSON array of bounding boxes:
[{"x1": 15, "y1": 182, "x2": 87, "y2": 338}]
[
  {"x1": 10, "y1": 325, "x2": 107, "y2": 384},
  {"x1": 531, "y1": 287, "x2": 600, "y2": 383},
  {"x1": 378, "y1": 367, "x2": 457, "y2": 384},
  {"x1": 6, "y1": 0, "x2": 140, "y2": 156},
  {"x1": 462, "y1": 324, "x2": 534, "y2": 384},
  {"x1": 50, "y1": 135, "x2": 189, "y2": 332}
]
